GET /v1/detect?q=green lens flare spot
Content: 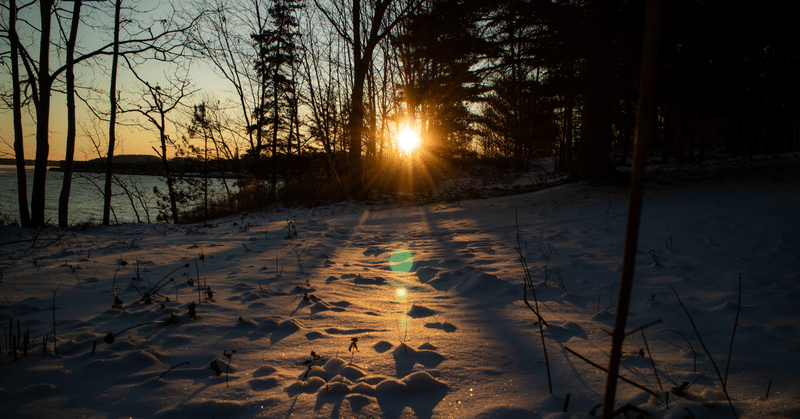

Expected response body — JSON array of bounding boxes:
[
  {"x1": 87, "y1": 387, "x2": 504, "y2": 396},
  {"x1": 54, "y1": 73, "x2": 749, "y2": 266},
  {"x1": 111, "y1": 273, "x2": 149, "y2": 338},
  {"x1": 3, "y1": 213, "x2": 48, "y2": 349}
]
[{"x1": 389, "y1": 251, "x2": 413, "y2": 273}]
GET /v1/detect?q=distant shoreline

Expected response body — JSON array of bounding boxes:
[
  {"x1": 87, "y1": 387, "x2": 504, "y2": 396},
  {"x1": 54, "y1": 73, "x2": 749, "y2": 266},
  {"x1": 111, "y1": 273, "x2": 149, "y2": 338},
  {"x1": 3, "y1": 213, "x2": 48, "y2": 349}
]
[
  {"x1": 1, "y1": 156, "x2": 237, "y2": 178},
  {"x1": 0, "y1": 158, "x2": 61, "y2": 167}
]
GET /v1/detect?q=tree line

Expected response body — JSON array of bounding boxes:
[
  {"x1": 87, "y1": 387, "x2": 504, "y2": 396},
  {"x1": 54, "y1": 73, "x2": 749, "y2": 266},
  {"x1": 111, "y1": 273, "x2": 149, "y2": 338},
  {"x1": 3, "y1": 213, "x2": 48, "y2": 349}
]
[{"x1": 2, "y1": 0, "x2": 798, "y2": 227}]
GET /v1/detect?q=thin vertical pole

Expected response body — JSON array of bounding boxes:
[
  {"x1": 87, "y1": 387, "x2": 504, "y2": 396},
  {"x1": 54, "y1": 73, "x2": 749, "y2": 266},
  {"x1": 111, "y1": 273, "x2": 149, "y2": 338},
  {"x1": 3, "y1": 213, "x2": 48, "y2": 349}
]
[{"x1": 602, "y1": 0, "x2": 661, "y2": 417}]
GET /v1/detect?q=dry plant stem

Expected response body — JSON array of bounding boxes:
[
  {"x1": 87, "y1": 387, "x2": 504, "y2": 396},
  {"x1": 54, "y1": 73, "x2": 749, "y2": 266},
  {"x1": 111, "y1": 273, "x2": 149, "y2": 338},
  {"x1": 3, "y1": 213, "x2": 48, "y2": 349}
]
[
  {"x1": 671, "y1": 286, "x2": 739, "y2": 419},
  {"x1": 765, "y1": 378, "x2": 772, "y2": 400},
  {"x1": 723, "y1": 274, "x2": 741, "y2": 387},
  {"x1": 515, "y1": 211, "x2": 549, "y2": 327},
  {"x1": 115, "y1": 321, "x2": 158, "y2": 338},
  {"x1": 112, "y1": 263, "x2": 126, "y2": 300},
  {"x1": 626, "y1": 319, "x2": 662, "y2": 336},
  {"x1": 144, "y1": 264, "x2": 189, "y2": 301},
  {"x1": 225, "y1": 351, "x2": 234, "y2": 387},
  {"x1": 52, "y1": 286, "x2": 59, "y2": 356},
  {"x1": 158, "y1": 361, "x2": 190, "y2": 379},
  {"x1": 129, "y1": 277, "x2": 144, "y2": 298},
  {"x1": 601, "y1": 319, "x2": 663, "y2": 337},
  {"x1": 275, "y1": 246, "x2": 280, "y2": 276},
  {"x1": 684, "y1": 371, "x2": 705, "y2": 391},
  {"x1": 641, "y1": 329, "x2": 663, "y2": 392},
  {"x1": 195, "y1": 257, "x2": 200, "y2": 284},
  {"x1": 533, "y1": 292, "x2": 552, "y2": 394},
  {"x1": 515, "y1": 209, "x2": 552, "y2": 394},
  {"x1": 149, "y1": 279, "x2": 175, "y2": 300},
  {"x1": 564, "y1": 346, "x2": 660, "y2": 398},
  {"x1": 602, "y1": 1, "x2": 661, "y2": 417},
  {"x1": 664, "y1": 329, "x2": 697, "y2": 372},
  {"x1": 196, "y1": 259, "x2": 202, "y2": 303}
]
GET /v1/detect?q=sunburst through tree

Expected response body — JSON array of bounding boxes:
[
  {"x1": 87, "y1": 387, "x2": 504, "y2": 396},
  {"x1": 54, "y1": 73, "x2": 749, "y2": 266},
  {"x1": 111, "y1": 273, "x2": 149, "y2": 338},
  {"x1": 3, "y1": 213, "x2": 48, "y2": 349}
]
[{"x1": 397, "y1": 126, "x2": 421, "y2": 155}]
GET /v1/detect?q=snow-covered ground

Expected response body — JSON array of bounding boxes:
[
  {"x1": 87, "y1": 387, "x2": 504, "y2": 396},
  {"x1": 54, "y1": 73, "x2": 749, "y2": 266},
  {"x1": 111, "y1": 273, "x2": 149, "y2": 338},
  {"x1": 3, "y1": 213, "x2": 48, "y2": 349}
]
[{"x1": 1, "y1": 154, "x2": 799, "y2": 419}]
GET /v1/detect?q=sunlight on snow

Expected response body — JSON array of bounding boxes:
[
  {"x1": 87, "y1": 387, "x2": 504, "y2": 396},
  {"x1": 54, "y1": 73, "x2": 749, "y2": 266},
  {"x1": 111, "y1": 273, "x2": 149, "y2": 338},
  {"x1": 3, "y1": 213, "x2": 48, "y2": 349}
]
[{"x1": 395, "y1": 287, "x2": 408, "y2": 302}]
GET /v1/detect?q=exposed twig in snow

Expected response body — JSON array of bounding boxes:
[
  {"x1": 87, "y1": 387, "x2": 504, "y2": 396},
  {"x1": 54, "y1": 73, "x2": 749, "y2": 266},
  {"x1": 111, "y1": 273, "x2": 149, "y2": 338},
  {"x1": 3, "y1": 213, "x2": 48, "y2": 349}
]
[
  {"x1": 765, "y1": 378, "x2": 772, "y2": 400},
  {"x1": 564, "y1": 346, "x2": 660, "y2": 398},
  {"x1": 515, "y1": 208, "x2": 552, "y2": 394},
  {"x1": 724, "y1": 274, "x2": 742, "y2": 387},
  {"x1": 641, "y1": 329, "x2": 663, "y2": 392},
  {"x1": 158, "y1": 362, "x2": 190, "y2": 380},
  {"x1": 52, "y1": 287, "x2": 59, "y2": 356},
  {"x1": 663, "y1": 329, "x2": 697, "y2": 372},
  {"x1": 672, "y1": 286, "x2": 739, "y2": 419}
]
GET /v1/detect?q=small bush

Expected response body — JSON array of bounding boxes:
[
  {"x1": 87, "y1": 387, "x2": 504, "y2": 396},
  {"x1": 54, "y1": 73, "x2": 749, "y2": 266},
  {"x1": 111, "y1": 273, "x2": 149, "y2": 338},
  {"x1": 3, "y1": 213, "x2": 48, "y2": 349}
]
[{"x1": 178, "y1": 177, "x2": 274, "y2": 224}]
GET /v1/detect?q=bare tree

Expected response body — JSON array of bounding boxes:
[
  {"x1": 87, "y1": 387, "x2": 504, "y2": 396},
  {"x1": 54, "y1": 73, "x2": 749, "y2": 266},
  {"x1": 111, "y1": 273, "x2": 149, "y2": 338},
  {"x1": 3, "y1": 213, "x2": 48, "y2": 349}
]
[
  {"x1": 124, "y1": 60, "x2": 196, "y2": 223},
  {"x1": 29, "y1": 0, "x2": 55, "y2": 227},
  {"x1": 4, "y1": 0, "x2": 32, "y2": 227},
  {"x1": 299, "y1": 8, "x2": 351, "y2": 196},
  {"x1": 314, "y1": 0, "x2": 418, "y2": 197},
  {"x1": 2, "y1": 0, "x2": 207, "y2": 227},
  {"x1": 57, "y1": 0, "x2": 83, "y2": 227},
  {"x1": 185, "y1": 0, "x2": 271, "y2": 171},
  {"x1": 101, "y1": 0, "x2": 122, "y2": 226},
  {"x1": 97, "y1": 2, "x2": 208, "y2": 225}
]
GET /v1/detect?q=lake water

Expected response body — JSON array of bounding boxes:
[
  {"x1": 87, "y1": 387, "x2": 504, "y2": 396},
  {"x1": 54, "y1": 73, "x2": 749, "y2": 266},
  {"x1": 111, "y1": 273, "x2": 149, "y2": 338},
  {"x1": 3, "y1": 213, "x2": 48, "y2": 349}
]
[{"x1": 0, "y1": 165, "x2": 239, "y2": 225}]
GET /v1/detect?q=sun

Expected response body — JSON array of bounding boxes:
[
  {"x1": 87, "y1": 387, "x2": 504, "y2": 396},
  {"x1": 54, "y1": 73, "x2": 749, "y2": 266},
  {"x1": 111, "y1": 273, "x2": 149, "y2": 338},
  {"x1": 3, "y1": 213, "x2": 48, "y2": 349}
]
[{"x1": 397, "y1": 127, "x2": 420, "y2": 155}]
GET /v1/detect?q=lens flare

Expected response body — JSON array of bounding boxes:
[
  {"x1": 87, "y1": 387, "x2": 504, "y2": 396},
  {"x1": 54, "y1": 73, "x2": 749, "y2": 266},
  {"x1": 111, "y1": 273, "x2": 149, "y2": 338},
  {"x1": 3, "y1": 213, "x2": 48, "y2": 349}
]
[
  {"x1": 390, "y1": 251, "x2": 413, "y2": 272},
  {"x1": 397, "y1": 127, "x2": 420, "y2": 155}
]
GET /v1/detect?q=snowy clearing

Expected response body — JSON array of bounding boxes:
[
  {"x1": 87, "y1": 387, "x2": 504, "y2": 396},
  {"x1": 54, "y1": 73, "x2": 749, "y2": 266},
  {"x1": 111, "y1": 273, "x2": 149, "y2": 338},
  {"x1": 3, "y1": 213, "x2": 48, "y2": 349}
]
[{"x1": 1, "y1": 155, "x2": 799, "y2": 419}]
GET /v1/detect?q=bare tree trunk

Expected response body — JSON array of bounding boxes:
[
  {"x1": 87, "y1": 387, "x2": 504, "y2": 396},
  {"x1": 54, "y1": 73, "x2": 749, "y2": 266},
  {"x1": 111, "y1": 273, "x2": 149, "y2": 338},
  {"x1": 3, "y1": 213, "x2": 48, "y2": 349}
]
[
  {"x1": 570, "y1": 1, "x2": 618, "y2": 182},
  {"x1": 348, "y1": 0, "x2": 364, "y2": 197},
  {"x1": 204, "y1": 133, "x2": 209, "y2": 218},
  {"x1": 58, "y1": 0, "x2": 82, "y2": 228},
  {"x1": 9, "y1": 0, "x2": 31, "y2": 227},
  {"x1": 103, "y1": 0, "x2": 122, "y2": 225},
  {"x1": 270, "y1": 63, "x2": 280, "y2": 200},
  {"x1": 347, "y1": 0, "x2": 401, "y2": 197},
  {"x1": 565, "y1": 91, "x2": 573, "y2": 174},
  {"x1": 159, "y1": 123, "x2": 179, "y2": 223},
  {"x1": 31, "y1": 0, "x2": 54, "y2": 227},
  {"x1": 293, "y1": 102, "x2": 302, "y2": 178}
]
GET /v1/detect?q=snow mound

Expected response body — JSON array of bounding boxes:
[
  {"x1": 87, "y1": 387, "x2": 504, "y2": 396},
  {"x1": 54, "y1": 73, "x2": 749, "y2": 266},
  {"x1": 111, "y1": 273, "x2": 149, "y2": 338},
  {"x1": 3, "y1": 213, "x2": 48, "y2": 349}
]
[
  {"x1": 429, "y1": 266, "x2": 514, "y2": 297},
  {"x1": 276, "y1": 318, "x2": 303, "y2": 331},
  {"x1": 252, "y1": 365, "x2": 278, "y2": 377}
]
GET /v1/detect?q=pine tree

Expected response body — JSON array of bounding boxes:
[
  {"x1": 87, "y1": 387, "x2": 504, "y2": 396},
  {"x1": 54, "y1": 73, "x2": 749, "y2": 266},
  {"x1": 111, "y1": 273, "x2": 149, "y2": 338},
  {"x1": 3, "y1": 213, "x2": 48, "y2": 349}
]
[
  {"x1": 393, "y1": 0, "x2": 491, "y2": 159},
  {"x1": 251, "y1": 0, "x2": 304, "y2": 200}
]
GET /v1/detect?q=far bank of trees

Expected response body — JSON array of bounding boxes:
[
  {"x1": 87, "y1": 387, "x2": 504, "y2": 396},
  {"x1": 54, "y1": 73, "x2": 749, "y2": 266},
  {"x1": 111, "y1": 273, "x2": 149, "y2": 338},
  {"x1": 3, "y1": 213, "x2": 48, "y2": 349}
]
[{"x1": 2, "y1": 0, "x2": 798, "y2": 225}]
